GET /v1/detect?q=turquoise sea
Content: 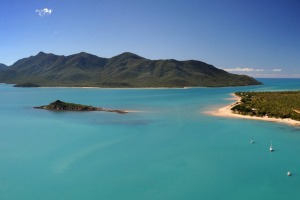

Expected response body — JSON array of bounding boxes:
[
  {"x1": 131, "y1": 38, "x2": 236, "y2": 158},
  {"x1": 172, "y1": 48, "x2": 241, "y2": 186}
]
[{"x1": 0, "y1": 78, "x2": 300, "y2": 200}]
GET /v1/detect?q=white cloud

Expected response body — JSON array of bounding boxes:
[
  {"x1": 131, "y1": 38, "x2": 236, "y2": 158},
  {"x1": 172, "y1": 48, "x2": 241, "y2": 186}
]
[
  {"x1": 222, "y1": 67, "x2": 286, "y2": 77},
  {"x1": 36, "y1": 8, "x2": 53, "y2": 16},
  {"x1": 223, "y1": 67, "x2": 264, "y2": 72}
]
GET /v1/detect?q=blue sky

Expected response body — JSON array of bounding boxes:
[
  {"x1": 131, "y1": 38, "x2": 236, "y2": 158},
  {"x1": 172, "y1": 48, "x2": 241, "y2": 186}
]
[{"x1": 1, "y1": 0, "x2": 300, "y2": 78}]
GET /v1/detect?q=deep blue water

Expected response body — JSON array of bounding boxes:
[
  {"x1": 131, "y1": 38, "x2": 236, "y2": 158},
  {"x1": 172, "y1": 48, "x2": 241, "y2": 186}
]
[{"x1": 0, "y1": 78, "x2": 300, "y2": 200}]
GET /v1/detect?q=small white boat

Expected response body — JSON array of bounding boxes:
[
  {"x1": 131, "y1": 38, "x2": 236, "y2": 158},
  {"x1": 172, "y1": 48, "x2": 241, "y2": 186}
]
[
  {"x1": 287, "y1": 171, "x2": 292, "y2": 176},
  {"x1": 270, "y1": 141, "x2": 274, "y2": 152}
]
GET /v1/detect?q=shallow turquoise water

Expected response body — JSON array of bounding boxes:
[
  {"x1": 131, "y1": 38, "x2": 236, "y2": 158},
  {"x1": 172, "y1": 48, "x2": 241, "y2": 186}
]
[{"x1": 0, "y1": 79, "x2": 300, "y2": 200}]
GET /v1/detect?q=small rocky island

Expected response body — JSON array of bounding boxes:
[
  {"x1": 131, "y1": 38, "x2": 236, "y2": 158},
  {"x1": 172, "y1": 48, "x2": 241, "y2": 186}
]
[{"x1": 34, "y1": 100, "x2": 129, "y2": 114}]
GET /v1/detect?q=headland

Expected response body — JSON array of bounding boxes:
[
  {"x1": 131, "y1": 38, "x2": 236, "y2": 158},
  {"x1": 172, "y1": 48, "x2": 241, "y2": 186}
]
[{"x1": 207, "y1": 93, "x2": 300, "y2": 127}]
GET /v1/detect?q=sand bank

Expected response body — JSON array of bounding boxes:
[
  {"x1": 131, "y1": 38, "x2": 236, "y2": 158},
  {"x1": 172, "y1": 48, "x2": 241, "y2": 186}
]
[{"x1": 206, "y1": 93, "x2": 300, "y2": 127}]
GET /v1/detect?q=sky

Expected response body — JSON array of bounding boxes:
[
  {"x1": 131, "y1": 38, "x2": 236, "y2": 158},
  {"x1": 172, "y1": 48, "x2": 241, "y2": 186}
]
[{"x1": 1, "y1": 0, "x2": 300, "y2": 78}]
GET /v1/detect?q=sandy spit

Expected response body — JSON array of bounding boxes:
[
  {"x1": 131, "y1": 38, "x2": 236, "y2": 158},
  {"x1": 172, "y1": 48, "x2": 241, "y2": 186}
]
[{"x1": 205, "y1": 93, "x2": 300, "y2": 127}]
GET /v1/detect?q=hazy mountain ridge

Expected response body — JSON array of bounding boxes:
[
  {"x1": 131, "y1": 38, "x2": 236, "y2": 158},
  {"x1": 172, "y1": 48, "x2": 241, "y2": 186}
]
[
  {"x1": 0, "y1": 52, "x2": 262, "y2": 87},
  {"x1": 0, "y1": 63, "x2": 7, "y2": 70}
]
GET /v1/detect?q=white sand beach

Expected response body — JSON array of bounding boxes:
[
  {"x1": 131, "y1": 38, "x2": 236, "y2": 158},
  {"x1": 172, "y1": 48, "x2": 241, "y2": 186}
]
[{"x1": 207, "y1": 93, "x2": 300, "y2": 127}]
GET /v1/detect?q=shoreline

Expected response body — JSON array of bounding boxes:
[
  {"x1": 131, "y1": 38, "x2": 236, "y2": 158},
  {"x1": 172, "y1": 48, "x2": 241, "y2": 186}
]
[
  {"x1": 11, "y1": 85, "x2": 191, "y2": 90},
  {"x1": 3, "y1": 83, "x2": 259, "y2": 90},
  {"x1": 206, "y1": 93, "x2": 300, "y2": 127}
]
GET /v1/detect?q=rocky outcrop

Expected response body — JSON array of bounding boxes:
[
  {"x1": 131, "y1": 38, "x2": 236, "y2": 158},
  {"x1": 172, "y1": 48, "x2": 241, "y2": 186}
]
[{"x1": 34, "y1": 100, "x2": 128, "y2": 114}]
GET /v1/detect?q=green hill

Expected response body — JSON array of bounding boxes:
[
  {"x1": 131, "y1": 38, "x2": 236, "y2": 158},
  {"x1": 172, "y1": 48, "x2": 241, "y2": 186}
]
[
  {"x1": 0, "y1": 63, "x2": 7, "y2": 71},
  {"x1": 0, "y1": 52, "x2": 262, "y2": 87}
]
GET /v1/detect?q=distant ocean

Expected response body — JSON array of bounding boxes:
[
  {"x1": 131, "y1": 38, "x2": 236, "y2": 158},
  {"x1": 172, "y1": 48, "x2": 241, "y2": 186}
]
[{"x1": 0, "y1": 78, "x2": 300, "y2": 200}]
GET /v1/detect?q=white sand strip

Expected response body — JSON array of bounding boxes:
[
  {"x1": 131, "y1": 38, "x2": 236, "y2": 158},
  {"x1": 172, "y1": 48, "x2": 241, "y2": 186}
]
[{"x1": 206, "y1": 93, "x2": 300, "y2": 127}]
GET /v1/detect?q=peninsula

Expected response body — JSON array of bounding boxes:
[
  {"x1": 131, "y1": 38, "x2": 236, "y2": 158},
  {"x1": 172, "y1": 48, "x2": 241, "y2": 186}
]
[
  {"x1": 210, "y1": 91, "x2": 300, "y2": 126},
  {"x1": 34, "y1": 100, "x2": 129, "y2": 114},
  {"x1": 0, "y1": 51, "x2": 261, "y2": 88}
]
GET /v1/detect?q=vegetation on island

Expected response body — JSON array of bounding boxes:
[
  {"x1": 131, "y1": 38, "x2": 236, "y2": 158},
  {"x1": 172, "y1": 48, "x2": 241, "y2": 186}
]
[
  {"x1": 0, "y1": 51, "x2": 262, "y2": 88},
  {"x1": 34, "y1": 100, "x2": 128, "y2": 114},
  {"x1": 231, "y1": 91, "x2": 300, "y2": 121}
]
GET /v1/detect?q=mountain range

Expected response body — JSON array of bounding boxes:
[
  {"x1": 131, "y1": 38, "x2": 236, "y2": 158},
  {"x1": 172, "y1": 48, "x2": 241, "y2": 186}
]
[
  {"x1": 0, "y1": 63, "x2": 7, "y2": 71},
  {"x1": 0, "y1": 52, "x2": 262, "y2": 87}
]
